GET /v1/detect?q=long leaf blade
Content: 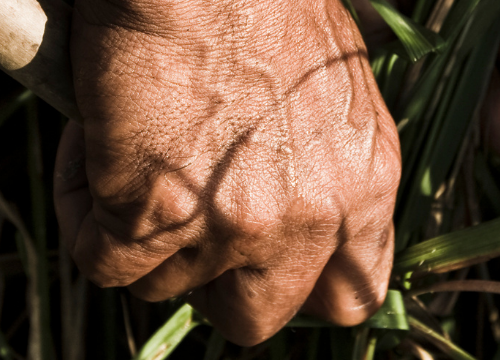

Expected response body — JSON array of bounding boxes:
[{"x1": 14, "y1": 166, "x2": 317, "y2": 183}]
[
  {"x1": 370, "y1": 0, "x2": 445, "y2": 62},
  {"x1": 394, "y1": 217, "x2": 500, "y2": 276},
  {"x1": 133, "y1": 303, "x2": 201, "y2": 360}
]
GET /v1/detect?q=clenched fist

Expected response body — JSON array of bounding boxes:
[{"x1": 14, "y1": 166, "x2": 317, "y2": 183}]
[{"x1": 54, "y1": 0, "x2": 401, "y2": 346}]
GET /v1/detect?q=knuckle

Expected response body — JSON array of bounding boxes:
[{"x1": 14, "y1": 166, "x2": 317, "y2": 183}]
[
  {"x1": 350, "y1": 289, "x2": 386, "y2": 325},
  {"x1": 321, "y1": 282, "x2": 387, "y2": 327},
  {"x1": 333, "y1": 294, "x2": 386, "y2": 327},
  {"x1": 283, "y1": 192, "x2": 343, "y2": 245},
  {"x1": 376, "y1": 127, "x2": 402, "y2": 185},
  {"x1": 221, "y1": 311, "x2": 291, "y2": 347}
]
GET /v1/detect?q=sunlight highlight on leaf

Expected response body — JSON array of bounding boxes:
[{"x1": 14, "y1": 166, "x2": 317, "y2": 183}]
[
  {"x1": 394, "y1": 217, "x2": 500, "y2": 276},
  {"x1": 133, "y1": 304, "x2": 203, "y2": 360},
  {"x1": 369, "y1": 0, "x2": 445, "y2": 62}
]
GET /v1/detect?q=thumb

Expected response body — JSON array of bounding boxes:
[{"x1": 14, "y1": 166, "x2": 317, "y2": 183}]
[{"x1": 53, "y1": 120, "x2": 90, "y2": 252}]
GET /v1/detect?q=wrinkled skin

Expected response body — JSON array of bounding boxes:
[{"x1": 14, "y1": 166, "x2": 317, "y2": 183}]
[{"x1": 54, "y1": 0, "x2": 401, "y2": 346}]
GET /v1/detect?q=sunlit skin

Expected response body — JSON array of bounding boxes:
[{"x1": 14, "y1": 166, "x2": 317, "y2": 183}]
[{"x1": 54, "y1": 0, "x2": 401, "y2": 346}]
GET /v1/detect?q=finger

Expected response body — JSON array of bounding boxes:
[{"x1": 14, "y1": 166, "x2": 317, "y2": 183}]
[
  {"x1": 127, "y1": 215, "x2": 294, "y2": 302},
  {"x1": 53, "y1": 120, "x2": 91, "y2": 251},
  {"x1": 302, "y1": 220, "x2": 394, "y2": 326},
  {"x1": 70, "y1": 208, "x2": 185, "y2": 288},
  {"x1": 186, "y1": 250, "x2": 332, "y2": 347},
  {"x1": 54, "y1": 122, "x2": 185, "y2": 288},
  {"x1": 127, "y1": 240, "x2": 234, "y2": 302}
]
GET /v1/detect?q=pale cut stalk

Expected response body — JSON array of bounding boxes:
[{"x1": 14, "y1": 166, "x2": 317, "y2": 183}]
[{"x1": 0, "y1": 0, "x2": 81, "y2": 121}]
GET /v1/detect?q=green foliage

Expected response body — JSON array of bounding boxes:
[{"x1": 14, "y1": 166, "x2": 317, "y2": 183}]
[
  {"x1": 369, "y1": 0, "x2": 445, "y2": 62},
  {"x1": 0, "y1": 0, "x2": 500, "y2": 358},
  {"x1": 395, "y1": 13, "x2": 500, "y2": 250},
  {"x1": 364, "y1": 290, "x2": 409, "y2": 331},
  {"x1": 394, "y1": 217, "x2": 500, "y2": 276},
  {"x1": 133, "y1": 304, "x2": 203, "y2": 360},
  {"x1": 408, "y1": 316, "x2": 476, "y2": 360}
]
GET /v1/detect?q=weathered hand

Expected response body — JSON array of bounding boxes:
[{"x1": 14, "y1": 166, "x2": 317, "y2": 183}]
[{"x1": 54, "y1": 0, "x2": 401, "y2": 346}]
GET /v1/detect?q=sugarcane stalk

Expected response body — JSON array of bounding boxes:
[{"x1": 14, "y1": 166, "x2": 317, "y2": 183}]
[{"x1": 0, "y1": 0, "x2": 81, "y2": 121}]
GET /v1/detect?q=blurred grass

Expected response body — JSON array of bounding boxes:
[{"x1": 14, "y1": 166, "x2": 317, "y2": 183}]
[{"x1": 1, "y1": 0, "x2": 500, "y2": 358}]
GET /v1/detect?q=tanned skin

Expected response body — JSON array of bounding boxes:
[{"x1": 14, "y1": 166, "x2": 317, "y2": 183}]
[{"x1": 54, "y1": 0, "x2": 401, "y2": 346}]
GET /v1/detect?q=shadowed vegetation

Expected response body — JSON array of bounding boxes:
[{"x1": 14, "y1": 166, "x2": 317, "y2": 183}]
[{"x1": 1, "y1": 0, "x2": 500, "y2": 358}]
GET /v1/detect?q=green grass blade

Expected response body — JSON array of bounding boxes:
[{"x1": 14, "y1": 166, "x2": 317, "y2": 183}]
[
  {"x1": 203, "y1": 329, "x2": 225, "y2": 360},
  {"x1": 374, "y1": 53, "x2": 408, "y2": 111},
  {"x1": 27, "y1": 96, "x2": 55, "y2": 360},
  {"x1": 455, "y1": 0, "x2": 500, "y2": 59},
  {"x1": 288, "y1": 290, "x2": 409, "y2": 330},
  {"x1": 395, "y1": 16, "x2": 500, "y2": 250},
  {"x1": 397, "y1": 52, "x2": 459, "y2": 194},
  {"x1": 133, "y1": 303, "x2": 202, "y2": 360},
  {"x1": 370, "y1": 50, "x2": 389, "y2": 82},
  {"x1": 268, "y1": 330, "x2": 288, "y2": 360},
  {"x1": 351, "y1": 328, "x2": 378, "y2": 360},
  {"x1": 409, "y1": 316, "x2": 476, "y2": 360},
  {"x1": 0, "y1": 89, "x2": 34, "y2": 128},
  {"x1": 352, "y1": 327, "x2": 370, "y2": 360},
  {"x1": 394, "y1": 1, "x2": 500, "y2": 218},
  {"x1": 330, "y1": 328, "x2": 353, "y2": 359},
  {"x1": 363, "y1": 290, "x2": 409, "y2": 351},
  {"x1": 0, "y1": 330, "x2": 14, "y2": 360},
  {"x1": 102, "y1": 289, "x2": 118, "y2": 360},
  {"x1": 474, "y1": 153, "x2": 500, "y2": 216},
  {"x1": 394, "y1": 217, "x2": 500, "y2": 277},
  {"x1": 410, "y1": 0, "x2": 435, "y2": 24},
  {"x1": 364, "y1": 290, "x2": 409, "y2": 331},
  {"x1": 287, "y1": 315, "x2": 333, "y2": 328},
  {"x1": 365, "y1": 334, "x2": 377, "y2": 360},
  {"x1": 369, "y1": 0, "x2": 445, "y2": 62},
  {"x1": 438, "y1": 0, "x2": 481, "y2": 40},
  {"x1": 395, "y1": 58, "x2": 462, "y2": 246},
  {"x1": 0, "y1": 190, "x2": 52, "y2": 360},
  {"x1": 286, "y1": 290, "x2": 409, "y2": 353},
  {"x1": 14, "y1": 231, "x2": 29, "y2": 275},
  {"x1": 306, "y1": 329, "x2": 321, "y2": 360}
]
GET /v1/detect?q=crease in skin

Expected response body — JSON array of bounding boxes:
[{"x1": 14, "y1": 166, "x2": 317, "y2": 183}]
[
  {"x1": 75, "y1": 0, "x2": 176, "y2": 39},
  {"x1": 307, "y1": 276, "x2": 383, "y2": 325},
  {"x1": 238, "y1": 279, "x2": 310, "y2": 332},
  {"x1": 98, "y1": 219, "x2": 181, "y2": 266},
  {"x1": 319, "y1": 227, "x2": 392, "y2": 316},
  {"x1": 75, "y1": 216, "x2": 142, "y2": 286},
  {"x1": 347, "y1": 264, "x2": 390, "y2": 312}
]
